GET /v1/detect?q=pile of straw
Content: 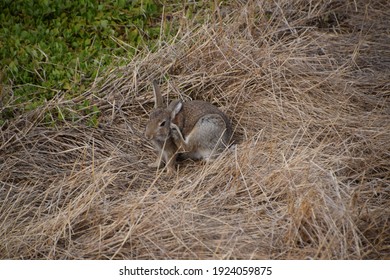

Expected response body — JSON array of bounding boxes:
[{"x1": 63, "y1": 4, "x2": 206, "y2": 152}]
[{"x1": 1, "y1": 0, "x2": 389, "y2": 259}]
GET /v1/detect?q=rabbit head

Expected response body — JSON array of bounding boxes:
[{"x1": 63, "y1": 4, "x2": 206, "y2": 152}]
[{"x1": 144, "y1": 81, "x2": 182, "y2": 142}]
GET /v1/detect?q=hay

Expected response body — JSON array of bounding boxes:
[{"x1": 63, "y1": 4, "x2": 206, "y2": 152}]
[{"x1": 1, "y1": 0, "x2": 389, "y2": 259}]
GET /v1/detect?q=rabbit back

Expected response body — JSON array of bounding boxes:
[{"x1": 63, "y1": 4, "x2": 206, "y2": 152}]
[
  {"x1": 173, "y1": 100, "x2": 231, "y2": 137},
  {"x1": 171, "y1": 100, "x2": 232, "y2": 160}
]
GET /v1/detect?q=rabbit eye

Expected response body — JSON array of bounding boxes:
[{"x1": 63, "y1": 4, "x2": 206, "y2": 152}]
[{"x1": 159, "y1": 121, "x2": 166, "y2": 127}]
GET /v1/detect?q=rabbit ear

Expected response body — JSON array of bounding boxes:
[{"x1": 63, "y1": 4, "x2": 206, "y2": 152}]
[
  {"x1": 152, "y1": 80, "x2": 163, "y2": 108},
  {"x1": 169, "y1": 100, "x2": 183, "y2": 119}
]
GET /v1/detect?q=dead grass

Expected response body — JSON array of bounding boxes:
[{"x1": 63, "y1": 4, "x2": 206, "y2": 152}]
[{"x1": 1, "y1": 0, "x2": 389, "y2": 259}]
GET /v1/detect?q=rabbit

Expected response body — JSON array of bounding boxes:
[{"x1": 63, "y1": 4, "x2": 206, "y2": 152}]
[{"x1": 144, "y1": 80, "x2": 232, "y2": 173}]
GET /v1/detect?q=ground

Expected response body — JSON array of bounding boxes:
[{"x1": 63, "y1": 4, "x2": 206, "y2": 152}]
[{"x1": 1, "y1": 0, "x2": 389, "y2": 259}]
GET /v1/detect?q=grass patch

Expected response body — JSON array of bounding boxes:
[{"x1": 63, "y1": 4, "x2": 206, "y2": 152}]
[
  {"x1": 0, "y1": 0, "x2": 166, "y2": 124},
  {"x1": 0, "y1": 0, "x2": 389, "y2": 259}
]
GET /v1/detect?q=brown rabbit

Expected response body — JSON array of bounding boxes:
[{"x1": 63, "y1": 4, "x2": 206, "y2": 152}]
[{"x1": 145, "y1": 81, "x2": 232, "y2": 173}]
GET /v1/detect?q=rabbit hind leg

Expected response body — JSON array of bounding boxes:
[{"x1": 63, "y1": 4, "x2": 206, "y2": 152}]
[{"x1": 186, "y1": 114, "x2": 227, "y2": 160}]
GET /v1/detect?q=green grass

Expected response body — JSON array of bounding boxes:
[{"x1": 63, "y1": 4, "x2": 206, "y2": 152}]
[{"x1": 0, "y1": 0, "x2": 164, "y2": 124}]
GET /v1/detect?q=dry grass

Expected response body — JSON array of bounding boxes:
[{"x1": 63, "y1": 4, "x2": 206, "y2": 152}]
[{"x1": 1, "y1": 0, "x2": 389, "y2": 259}]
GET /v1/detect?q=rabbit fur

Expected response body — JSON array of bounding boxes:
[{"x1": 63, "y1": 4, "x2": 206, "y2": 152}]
[{"x1": 145, "y1": 81, "x2": 232, "y2": 173}]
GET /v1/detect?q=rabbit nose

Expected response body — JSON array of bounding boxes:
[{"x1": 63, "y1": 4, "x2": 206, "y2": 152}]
[
  {"x1": 145, "y1": 132, "x2": 152, "y2": 140},
  {"x1": 144, "y1": 129, "x2": 152, "y2": 140}
]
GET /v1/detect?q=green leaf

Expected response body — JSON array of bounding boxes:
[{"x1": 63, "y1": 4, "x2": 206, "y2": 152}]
[{"x1": 100, "y1": 19, "x2": 108, "y2": 28}]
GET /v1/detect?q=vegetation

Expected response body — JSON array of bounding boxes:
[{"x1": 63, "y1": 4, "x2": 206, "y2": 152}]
[
  {"x1": 1, "y1": 0, "x2": 389, "y2": 260},
  {"x1": 0, "y1": 0, "x2": 163, "y2": 124}
]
